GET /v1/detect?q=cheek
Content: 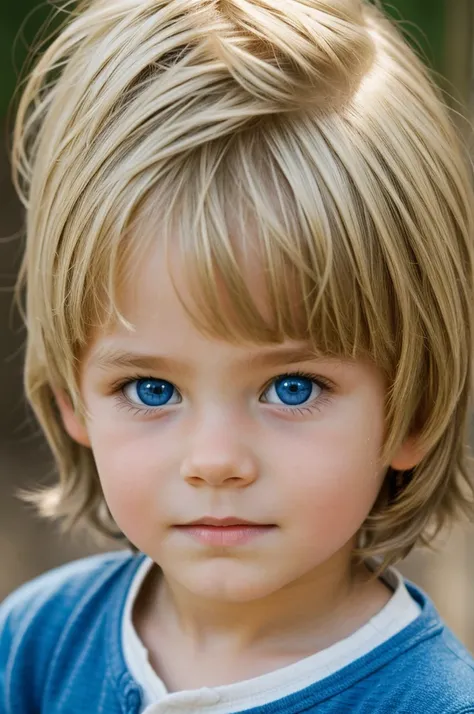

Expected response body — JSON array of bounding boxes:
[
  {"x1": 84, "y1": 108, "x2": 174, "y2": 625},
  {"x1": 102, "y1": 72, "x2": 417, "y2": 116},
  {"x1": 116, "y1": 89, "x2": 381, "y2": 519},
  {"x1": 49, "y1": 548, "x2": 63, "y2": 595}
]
[
  {"x1": 86, "y1": 420, "x2": 172, "y2": 534},
  {"x1": 275, "y1": 407, "x2": 385, "y2": 540}
]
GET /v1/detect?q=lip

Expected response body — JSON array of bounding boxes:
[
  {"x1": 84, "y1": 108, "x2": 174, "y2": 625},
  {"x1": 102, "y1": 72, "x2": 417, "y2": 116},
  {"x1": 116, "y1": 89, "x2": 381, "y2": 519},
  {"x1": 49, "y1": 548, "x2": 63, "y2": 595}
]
[
  {"x1": 179, "y1": 517, "x2": 270, "y2": 527},
  {"x1": 174, "y1": 518, "x2": 276, "y2": 546}
]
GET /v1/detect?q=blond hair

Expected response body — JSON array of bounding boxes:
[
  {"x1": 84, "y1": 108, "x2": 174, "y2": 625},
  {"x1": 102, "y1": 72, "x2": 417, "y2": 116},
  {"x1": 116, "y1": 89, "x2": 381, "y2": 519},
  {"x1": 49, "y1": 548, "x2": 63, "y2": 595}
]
[{"x1": 12, "y1": 0, "x2": 474, "y2": 565}]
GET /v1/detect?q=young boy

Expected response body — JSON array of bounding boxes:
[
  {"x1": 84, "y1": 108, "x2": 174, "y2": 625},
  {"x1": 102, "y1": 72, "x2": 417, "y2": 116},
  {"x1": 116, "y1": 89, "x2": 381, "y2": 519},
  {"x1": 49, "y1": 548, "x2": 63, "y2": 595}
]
[{"x1": 2, "y1": 0, "x2": 474, "y2": 711}]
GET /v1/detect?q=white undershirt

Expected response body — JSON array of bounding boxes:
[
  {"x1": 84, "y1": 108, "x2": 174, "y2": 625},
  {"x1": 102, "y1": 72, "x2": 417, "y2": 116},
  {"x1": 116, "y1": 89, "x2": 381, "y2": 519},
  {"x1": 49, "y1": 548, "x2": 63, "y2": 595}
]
[{"x1": 122, "y1": 556, "x2": 421, "y2": 714}]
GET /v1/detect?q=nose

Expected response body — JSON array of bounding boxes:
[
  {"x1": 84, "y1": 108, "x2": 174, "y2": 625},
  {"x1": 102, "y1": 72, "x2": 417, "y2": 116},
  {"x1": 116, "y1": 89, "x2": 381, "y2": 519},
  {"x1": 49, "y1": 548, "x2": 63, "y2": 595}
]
[{"x1": 180, "y1": 417, "x2": 258, "y2": 488}]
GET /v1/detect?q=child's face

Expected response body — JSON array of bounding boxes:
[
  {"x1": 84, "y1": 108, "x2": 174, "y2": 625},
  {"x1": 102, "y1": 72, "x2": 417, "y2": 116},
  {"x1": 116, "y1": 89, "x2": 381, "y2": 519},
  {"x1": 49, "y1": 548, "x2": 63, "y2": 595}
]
[{"x1": 59, "y1": 241, "x2": 415, "y2": 602}]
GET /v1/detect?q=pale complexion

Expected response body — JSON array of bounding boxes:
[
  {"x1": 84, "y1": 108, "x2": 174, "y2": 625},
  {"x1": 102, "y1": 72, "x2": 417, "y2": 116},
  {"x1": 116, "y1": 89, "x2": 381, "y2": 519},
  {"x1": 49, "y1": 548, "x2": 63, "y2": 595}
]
[{"x1": 56, "y1": 242, "x2": 421, "y2": 689}]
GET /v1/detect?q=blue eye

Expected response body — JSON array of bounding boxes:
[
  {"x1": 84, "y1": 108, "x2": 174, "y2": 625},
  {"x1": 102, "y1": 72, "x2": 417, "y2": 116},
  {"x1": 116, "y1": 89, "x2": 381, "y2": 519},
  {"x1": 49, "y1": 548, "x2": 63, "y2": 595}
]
[
  {"x1": 123, "y1": 378, "x2": 180, "y2": 407},
  {"x1": 263, "y1": 374, "x2": 321, "y2": 406}
]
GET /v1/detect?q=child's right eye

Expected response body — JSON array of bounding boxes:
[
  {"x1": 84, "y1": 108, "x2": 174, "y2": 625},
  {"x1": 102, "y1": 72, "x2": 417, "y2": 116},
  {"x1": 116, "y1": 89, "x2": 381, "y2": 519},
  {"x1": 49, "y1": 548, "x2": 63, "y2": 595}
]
[{"x1": 123, "y1": 378, "x2": 181, "y2": 407}]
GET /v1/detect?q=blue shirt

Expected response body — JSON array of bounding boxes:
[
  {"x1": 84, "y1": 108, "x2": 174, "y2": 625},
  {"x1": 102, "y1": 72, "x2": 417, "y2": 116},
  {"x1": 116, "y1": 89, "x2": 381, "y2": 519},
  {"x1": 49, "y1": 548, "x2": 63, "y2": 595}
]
[{"x1": 1, "y1": 550, "x2": 474, "y2": 713}]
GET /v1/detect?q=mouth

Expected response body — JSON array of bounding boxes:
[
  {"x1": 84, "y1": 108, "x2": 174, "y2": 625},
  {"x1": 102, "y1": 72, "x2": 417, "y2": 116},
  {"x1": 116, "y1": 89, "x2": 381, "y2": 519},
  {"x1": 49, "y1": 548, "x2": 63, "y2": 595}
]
[
  {"x1": 178, "y1": 517, "x2": 274, "y2": 527},
  {"x1": 174, "y1": 518, "x2": 277, "y2": 546}
]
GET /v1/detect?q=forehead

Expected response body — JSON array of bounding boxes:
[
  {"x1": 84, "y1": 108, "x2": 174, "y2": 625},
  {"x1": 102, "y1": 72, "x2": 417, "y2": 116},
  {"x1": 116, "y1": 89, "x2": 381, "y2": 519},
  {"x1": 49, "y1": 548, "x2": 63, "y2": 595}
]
[
  {"x1": 116, "y1": 214, "x2": 304, "y2": 343},
  {"x1": 87, "y1": 228, "x2": 326, "y2": 372}
]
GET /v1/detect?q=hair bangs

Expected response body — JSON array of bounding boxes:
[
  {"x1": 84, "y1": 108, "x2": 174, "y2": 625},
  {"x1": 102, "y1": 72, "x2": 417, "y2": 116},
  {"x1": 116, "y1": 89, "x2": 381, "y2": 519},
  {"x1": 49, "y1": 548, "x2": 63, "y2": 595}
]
[{"x1": 123, "y1": 125, "x2": 398, "y2": 379}]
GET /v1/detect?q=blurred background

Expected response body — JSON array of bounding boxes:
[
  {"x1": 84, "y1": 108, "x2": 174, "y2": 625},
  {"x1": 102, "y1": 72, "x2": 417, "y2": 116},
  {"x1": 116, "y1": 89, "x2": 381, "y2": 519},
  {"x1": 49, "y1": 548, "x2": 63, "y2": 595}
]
[{"x1": 1, "y1": 0, "x2": 474, "y2": 648}]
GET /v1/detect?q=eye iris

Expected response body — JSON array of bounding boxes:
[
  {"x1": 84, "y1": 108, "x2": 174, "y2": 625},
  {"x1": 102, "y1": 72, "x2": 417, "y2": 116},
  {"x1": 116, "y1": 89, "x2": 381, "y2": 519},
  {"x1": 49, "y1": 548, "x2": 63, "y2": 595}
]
[
  {"x1": 136, "y1": 379, "x2": 174, "y2": 406},
  {"x1": 275, "y1": 376, "x2": 313, "y2": 406}
]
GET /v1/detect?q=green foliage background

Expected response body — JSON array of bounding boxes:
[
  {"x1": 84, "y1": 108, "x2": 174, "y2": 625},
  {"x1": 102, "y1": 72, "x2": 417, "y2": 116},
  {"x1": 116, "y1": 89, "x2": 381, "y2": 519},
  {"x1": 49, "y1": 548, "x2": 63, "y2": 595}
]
[{"x1": 0, "y1": 0, "x2": 445, "y2": 118}]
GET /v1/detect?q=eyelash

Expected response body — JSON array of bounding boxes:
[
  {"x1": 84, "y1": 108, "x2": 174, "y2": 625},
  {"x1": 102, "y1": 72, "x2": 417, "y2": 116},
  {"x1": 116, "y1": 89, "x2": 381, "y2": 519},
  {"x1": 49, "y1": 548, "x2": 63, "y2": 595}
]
[
  {"x1": 110, "y1": 370, "x2": 334, "y2": 418},
  {"x1": 261, "y1": 371, "x2": 334, "y2": 416}
]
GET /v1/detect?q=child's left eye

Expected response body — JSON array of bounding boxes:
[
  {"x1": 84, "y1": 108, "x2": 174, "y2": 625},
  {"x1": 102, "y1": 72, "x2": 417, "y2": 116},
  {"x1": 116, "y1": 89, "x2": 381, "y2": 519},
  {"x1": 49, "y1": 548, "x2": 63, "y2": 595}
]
[
  {"x1": 261, "y1": 374, "x2": 322, "y2": 407},
  {"x1": 123, "y1": 378, "x2": 181, "y2": 407}
]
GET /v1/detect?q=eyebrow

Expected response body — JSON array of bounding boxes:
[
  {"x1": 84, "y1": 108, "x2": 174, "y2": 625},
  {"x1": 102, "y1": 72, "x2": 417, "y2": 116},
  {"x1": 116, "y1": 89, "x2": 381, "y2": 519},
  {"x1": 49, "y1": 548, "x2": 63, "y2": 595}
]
[
  {"x1": 88, "y1": 345, "x2": 323, "y2": 374},
  {"x1": 88, "y1": 349, "x2": 187, "y2": 374}
]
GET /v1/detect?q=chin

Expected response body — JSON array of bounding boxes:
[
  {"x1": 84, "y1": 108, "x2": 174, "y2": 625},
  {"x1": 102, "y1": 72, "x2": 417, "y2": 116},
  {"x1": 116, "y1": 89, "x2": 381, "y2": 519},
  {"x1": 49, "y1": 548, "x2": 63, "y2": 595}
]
[{"x1": 176, "y1": 560, "x2": 287, "y2": 602}]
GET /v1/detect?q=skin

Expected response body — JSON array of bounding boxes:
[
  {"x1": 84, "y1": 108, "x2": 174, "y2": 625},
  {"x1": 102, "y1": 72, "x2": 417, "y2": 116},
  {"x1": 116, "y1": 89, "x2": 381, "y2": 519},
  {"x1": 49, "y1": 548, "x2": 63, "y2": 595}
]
[{"x1": 56, "y1": 241, "x2": 421, "y2": 689}]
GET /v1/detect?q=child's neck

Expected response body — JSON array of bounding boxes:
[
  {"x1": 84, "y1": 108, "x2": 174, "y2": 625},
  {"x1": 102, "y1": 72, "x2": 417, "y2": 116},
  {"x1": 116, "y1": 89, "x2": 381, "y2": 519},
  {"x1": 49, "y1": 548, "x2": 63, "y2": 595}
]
[{"x1": 133, "y1": 551, "x2": 392, "y2": 689}]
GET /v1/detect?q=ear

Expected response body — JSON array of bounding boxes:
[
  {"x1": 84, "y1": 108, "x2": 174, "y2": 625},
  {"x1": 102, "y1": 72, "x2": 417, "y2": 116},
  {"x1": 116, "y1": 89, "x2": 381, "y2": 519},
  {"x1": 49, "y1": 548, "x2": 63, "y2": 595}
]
[
  {"x1": 390, "y1": 436, "x2": 426, "y2": 471},
  {"x1": 53, "y1": 389, "x2": 91, "y2": 448}
]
